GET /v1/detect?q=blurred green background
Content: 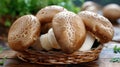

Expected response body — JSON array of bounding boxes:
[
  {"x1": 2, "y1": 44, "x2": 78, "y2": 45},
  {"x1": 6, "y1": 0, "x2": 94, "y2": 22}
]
[
  {"x1": 0, "y1": 0, "x2": 119, "y2": 42},
  {"x1": 0, "y1": 0, "x2": 119, "y2": 27},
  {"x1": 0, "y1": 0, "x2": 83, "y2": 27}
]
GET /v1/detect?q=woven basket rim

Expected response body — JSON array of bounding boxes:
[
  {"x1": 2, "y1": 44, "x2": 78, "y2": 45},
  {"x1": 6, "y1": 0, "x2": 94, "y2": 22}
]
[{"x1": 17, "y1": 45, "x2": 103, "y2": 64}]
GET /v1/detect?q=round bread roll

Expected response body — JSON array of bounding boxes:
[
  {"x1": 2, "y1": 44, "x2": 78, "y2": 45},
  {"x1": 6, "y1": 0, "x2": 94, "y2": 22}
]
[
  {"x1": 52, "y1": 11, "x2": 86, "y2": 53},
  {"x1": 78, "y1": 11, "x2": 114, "y2": 43},
  {"x1": 103, "y1": 4, "x2": 120, "y2": 21},
  {"x1": 8, "y1": 15, "x2": 40, "y2": 51},
  {"x1": 36, "y1": 5, "x2": 67, "y2": 33}
]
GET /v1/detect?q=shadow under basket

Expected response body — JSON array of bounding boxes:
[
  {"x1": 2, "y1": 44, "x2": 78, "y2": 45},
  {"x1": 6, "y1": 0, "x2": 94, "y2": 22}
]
[{"x1": 17, "y1": 45, "x2": 103, "y2": 64}]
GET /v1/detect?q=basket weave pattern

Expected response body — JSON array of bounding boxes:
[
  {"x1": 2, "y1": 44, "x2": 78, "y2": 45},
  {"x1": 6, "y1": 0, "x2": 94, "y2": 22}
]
[{"x1": 17, "y1": 45, "x2": 102, "y2": 64}]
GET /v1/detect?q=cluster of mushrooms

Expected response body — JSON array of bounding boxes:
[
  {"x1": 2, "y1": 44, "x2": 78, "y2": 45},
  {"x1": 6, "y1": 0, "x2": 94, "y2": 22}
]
[
  {"x1": 81, "y1": 1, "x2": 120, "y2": 22},
  {"x1": 8, "y1": 5, "x2": 114, "y2": 54}
]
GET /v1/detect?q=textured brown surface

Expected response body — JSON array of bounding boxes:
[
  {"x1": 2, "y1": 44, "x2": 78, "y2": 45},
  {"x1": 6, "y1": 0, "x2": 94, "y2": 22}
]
[
  {"x1": 36, "y1": 5, "x2": 67, "y2": 24},
  {"x1": 36, "y1": 5, "x2": 67, "y2": 34},
  {"x1": 8, "y1": 15, "x2": 40, "y2": 51},
  {"x1": 78, "y1": 11, "x2": 114, "y2": 43},
  {"x1": 17, "y1": 45, "x2": 102, "y2": 64},
  {"x1": 52, "y1": 11, "x2": 86, "y2": 53}
]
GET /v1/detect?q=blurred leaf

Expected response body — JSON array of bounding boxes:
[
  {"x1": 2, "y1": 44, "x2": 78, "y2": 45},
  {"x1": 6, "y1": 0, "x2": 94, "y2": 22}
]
[
  {"x1": 5, "y1": 20, "x2": 11, "y2": 27},
  {"x1": 80, "y1": 0, "x2": 85, "y2": 4},
  {"x1": 110, "y1": 57, "x2": 120, "y2": 63},
  {"x1": 0, "y1": 56, "x2": 7, "y2": 65},
  {"x1": 0, "y1": 0, "x2": 84, "y2": 27},
  {"x1": 113, "y1": 45, "x2": 120, "y2": 53},
  {"x1": 0, "y1": 46, "x2": 3, "y2": 53}
]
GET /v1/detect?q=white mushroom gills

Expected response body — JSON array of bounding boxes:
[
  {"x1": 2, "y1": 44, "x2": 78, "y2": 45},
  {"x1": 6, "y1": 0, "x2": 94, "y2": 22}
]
[{"x1": 79, "y1": 32, "x2": 95, "y2": 51}]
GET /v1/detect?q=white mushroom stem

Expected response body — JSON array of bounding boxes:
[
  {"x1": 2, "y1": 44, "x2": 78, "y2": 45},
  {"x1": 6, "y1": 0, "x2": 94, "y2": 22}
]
[
  {"x1": 32, "y1": 28, "x2": 60, "y2": 51},
  {"x1": 32, "y1": 29, "x2": 95, "y2": 51},
  {"x1": 32, "y1": 38, "x2": 43, "y2": 51},
  {"x1": 79, "y1": 32, "x2": 95, "y2": 51}
]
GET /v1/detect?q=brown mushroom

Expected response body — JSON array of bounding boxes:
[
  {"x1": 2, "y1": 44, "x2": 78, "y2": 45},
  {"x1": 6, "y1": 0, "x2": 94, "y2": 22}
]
[
  {"x1": 36, "y1": 5, "x2": 67, "y2": 34},
  {"x1": 78, "y1": 11, "x2": 114, "y2": 43},
  {"x1": 85, "y1": 6, "x2": 99, "y2": 13},
  {"x1": 8, "y1": 15, "x2": 40, "y2": 51},
  {"x1": 52, "y1": 11, "x2": 86, "y2": 53},
  {"x1": 81, "y1": 1, "x2": 101, "y2": 13},
  {"x1": 33, "y1": 11, "x2": 86, "y2": 53},
  {"x1": 8, "y1": 11, "x2": 114, "y2": 54},
  {"x1": 103, "y1": 4, "x2": 120, "y2": 22},
  {"x1": 8, "y1": 11, "x2": 86, "y2": 53},
  {"x1": 38, "y1": 28, "x2": 60, "y2": 50}
]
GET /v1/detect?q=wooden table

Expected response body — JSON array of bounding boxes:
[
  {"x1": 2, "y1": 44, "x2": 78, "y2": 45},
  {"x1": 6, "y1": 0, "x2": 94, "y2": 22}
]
[
  {"x1": 0, "y1": 41, "x2": 120, "y2": 67},
  {"x1": 0, "y1": 23, "x2": 120, "y2": 67}
]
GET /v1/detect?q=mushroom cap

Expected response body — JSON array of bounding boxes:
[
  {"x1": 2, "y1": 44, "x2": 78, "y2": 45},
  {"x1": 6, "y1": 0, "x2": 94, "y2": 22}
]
[
  {"x1": 52, "y1": 11, "x2": 86, "y2": 53},
  {"x1": 85, "y1": 6, "x2": 99, "y2": 13},
  {"x1": 36, "y1": 5, "x2": 67, "y2": 34},
  {"x1": 78, "y1": 11, "x2": 114, "y2": 43},
  {"x1": 36, "y1": 5, "x2": 67, "y2": 24},
  {"x1": 81, "y1": 1, "x2": 100, "y2": 11},
  {"x1": 103, "y1": 4, "x2": 120, "y2": 21},
  {"x1": 8, "y1": 15, "x2": 40, "y2": 51}
]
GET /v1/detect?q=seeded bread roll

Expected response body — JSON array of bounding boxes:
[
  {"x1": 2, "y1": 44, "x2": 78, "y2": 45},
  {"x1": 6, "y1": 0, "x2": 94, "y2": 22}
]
[
  {"x1": 52, "y1": 11, "x2": 86, "y2": 53},
  {"x1": 78, "y1": 11, "x2": 114, "y2": 43},
  {"x1": 8, "y1": 15, "x2": 40, "y2": 51}
]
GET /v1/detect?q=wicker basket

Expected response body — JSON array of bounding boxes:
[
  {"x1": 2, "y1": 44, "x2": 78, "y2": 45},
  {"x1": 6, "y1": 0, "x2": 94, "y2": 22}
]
[{"x1": 17, "y1": 45, "x2": 102, "y2": 64}]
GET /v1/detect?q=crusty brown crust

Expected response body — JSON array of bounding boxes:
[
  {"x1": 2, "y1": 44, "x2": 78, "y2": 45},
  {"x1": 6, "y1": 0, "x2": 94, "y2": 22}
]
[
  {"x1": 52, "y1": 11, "x2": 86, "y2": 53},
  {"x1": 8, "y1": 15, "x2": 40, "y2": 51},
  {"x1": 78, "y1": 11, "x2": 114, "y2": 43}
]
